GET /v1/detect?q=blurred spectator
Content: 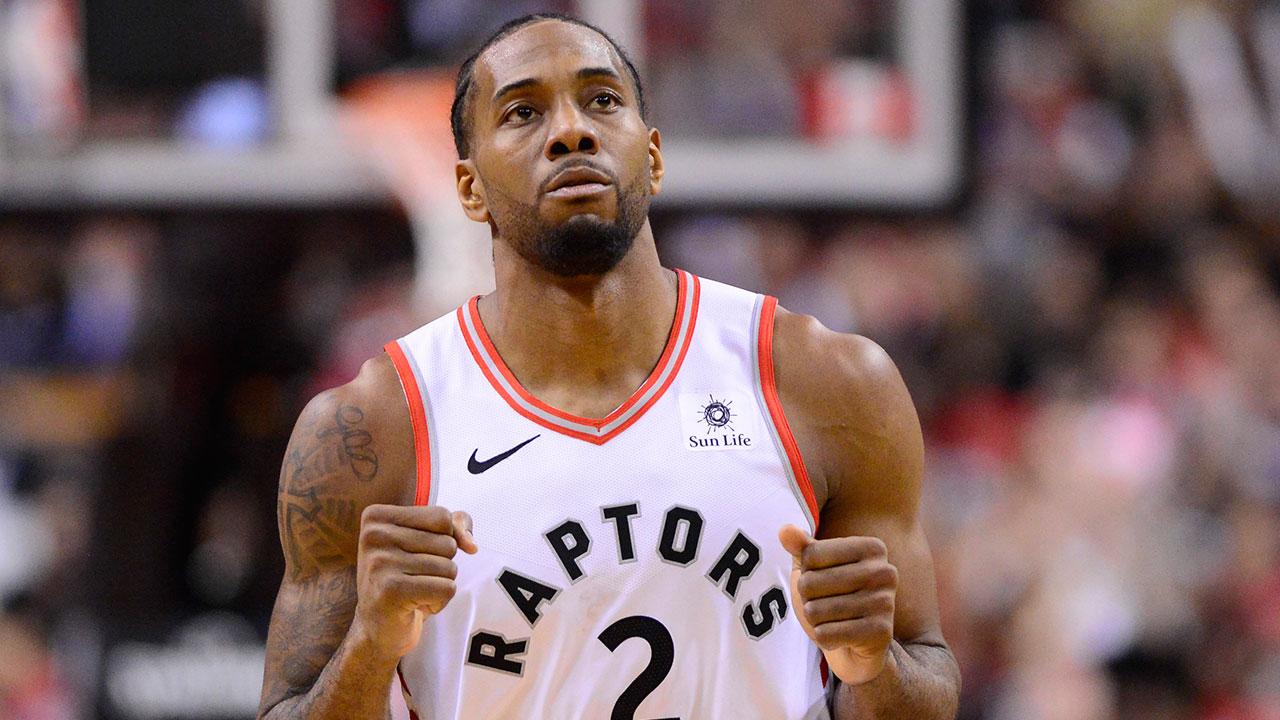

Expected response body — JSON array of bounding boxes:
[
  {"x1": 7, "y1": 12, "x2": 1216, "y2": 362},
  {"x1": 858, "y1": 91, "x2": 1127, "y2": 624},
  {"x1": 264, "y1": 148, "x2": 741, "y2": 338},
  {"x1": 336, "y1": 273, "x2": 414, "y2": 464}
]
[
  {"x1": 0, "y1": 599, "x2": 74, "y2": 720},
  {"x1": 0, "y1": 227, "x2": 64, "y2": 367}
]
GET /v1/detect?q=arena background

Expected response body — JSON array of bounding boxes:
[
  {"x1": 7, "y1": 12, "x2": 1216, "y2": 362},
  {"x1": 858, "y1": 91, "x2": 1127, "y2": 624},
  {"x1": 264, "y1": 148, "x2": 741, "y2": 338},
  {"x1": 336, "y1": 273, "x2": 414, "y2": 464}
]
[{"x1": 2, "y1": 1, "x2": 1279, "y2": 719}]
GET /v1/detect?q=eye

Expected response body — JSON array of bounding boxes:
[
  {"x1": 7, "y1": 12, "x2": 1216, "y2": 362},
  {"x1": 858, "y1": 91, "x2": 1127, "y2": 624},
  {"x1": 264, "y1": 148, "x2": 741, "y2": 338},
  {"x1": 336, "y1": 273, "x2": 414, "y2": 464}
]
[
  {"x1": 503, "y1": 104, "x2": 537, "y2": 124},
  {"x1": 590, "y1": 92, "x2": 619, "y2": 110}
]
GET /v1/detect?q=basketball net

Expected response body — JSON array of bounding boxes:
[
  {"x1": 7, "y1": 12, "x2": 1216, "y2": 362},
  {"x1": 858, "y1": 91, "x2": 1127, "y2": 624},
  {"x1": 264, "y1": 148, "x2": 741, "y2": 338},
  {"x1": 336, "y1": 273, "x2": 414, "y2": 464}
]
[{"x1": 340, "y1": 70, "x2": 495, "y2": 319}]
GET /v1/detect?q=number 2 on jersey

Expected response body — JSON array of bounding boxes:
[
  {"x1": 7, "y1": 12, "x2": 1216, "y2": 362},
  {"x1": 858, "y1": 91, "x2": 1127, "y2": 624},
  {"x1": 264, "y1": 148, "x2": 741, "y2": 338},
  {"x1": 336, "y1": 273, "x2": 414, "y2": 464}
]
[{"x1": 597, "y1": 616, "x2": 679, "y2": 720}]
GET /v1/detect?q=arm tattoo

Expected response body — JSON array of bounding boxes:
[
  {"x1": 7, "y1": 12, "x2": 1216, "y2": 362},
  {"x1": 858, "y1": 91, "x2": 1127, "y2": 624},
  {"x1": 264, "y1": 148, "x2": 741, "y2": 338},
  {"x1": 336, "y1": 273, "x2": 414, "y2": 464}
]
[
  {"x1": 318, "y1": 406, "x2": 379, "y2": 481},
  {"x1": 276, "y1": 404, "x2": 375, "y2": 581},
  {"x1": 261, "y1": 399, "x2": 383, "y2": 717},
  {"x1": 261, "y1": 567, "x2": 358, "y2": 708}
]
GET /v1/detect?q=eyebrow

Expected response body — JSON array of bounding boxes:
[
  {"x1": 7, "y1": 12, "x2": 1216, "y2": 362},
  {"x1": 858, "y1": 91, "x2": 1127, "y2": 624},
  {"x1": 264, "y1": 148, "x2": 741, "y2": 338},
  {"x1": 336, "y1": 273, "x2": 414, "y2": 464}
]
[
  {"x1": 490, "y1": 66, "x2": 625, "y2": 105},
  {"x1": 576, "y1": 66, "x2": 623, "y2": 84},
  {"x1": 492, "y1": 77, "x2": 539, "y2": 105}
]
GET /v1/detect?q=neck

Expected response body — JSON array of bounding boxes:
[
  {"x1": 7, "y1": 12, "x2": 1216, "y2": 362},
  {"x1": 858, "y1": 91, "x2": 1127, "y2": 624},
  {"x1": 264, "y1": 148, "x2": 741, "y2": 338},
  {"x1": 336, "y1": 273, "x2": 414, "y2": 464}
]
[{"x1": 477, "y1": 220, "x2": 678, "y2": 419}]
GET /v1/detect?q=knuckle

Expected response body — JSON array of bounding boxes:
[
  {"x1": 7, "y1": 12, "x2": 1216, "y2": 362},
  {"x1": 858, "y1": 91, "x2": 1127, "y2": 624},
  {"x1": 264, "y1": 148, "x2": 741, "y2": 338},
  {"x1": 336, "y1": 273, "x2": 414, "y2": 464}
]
[
  {"x1": 813, "y1": 624, "x2": 842, "y2": 650},
  {"x1": 361, "y1": 504, "x2": 387, "y2": 524},
  {"x1": 800, "y1": 543, "x2": 820, "y2": 568},
  {"x1": 360, "y1": 523, "x2": 389, "y2": 546},
  {"x1": 870, "y1": 564, "x2": 897, "y2": 587},
  {"x1": 796, "y1": 573, "x2": 816, "y2": 599},
  {"x1": 375, "y1": 574, "x2": 401, "y2": 599},
  {"x1": 425, "y1": 556, "x2": 456, "y2": 578},
  {"x1": 362, "y1": 550, "x2": 386, "y2": 573},
  {"x1": 865, "y1": 532, "x2": 885, "y2": 556},
  {"x1": 438, "y1": 534, "x2": 459, "y2": 557},
  {"x1": 436, "y1": 578, "x2": 458, "y2": 601}
]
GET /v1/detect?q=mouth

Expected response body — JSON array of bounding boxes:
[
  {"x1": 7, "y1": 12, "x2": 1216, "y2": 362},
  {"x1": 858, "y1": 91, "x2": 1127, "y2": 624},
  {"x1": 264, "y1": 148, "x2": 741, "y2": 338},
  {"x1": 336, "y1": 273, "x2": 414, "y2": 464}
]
[{"x1": 544, "y1": 166, "x2": 613, "y2": 199}]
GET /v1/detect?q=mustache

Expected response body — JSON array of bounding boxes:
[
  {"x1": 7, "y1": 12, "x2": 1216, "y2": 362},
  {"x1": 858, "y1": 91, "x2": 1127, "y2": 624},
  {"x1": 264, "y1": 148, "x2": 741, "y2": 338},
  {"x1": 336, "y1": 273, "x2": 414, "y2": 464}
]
[{"x1": 538, "y1": 160, "x2": 619, "y2": 195}]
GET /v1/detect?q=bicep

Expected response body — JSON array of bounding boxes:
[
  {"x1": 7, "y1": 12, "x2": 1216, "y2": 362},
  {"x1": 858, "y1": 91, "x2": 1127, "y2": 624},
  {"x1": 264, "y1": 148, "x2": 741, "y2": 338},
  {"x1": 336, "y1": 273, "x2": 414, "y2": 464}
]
[{"x1": 813, "y1": 335, "x2": 945, "y2": 645}]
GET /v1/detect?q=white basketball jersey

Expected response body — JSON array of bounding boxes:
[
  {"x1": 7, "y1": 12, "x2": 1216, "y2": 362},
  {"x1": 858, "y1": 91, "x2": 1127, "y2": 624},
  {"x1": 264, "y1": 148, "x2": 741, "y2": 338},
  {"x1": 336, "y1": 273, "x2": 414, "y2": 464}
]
[{"x1": 385, "y1": 271, "x2": 830, "y2": 719}]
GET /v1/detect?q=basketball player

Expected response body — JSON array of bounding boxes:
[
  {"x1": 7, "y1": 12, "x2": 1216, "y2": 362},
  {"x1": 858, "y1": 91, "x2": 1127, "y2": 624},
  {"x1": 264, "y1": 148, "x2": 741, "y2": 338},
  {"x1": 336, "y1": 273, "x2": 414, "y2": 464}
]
[{"x1": 259, "y1": 13, "x2": 959, "y2": 720}]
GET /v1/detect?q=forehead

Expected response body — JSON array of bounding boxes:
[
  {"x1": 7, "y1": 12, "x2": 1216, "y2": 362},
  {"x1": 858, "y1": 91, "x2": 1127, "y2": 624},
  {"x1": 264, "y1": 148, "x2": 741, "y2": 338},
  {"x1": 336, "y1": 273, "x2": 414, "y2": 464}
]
[{"x1": 473, "y1": 21, "x2": 625, "y2": 99}]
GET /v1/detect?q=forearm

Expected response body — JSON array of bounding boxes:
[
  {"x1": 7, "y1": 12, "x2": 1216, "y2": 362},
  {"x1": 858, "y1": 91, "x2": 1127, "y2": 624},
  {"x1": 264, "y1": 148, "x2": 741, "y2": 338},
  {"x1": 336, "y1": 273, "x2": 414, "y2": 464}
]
[
  {"x1": 261, "y1": 622, "x2": 400, "y2": 720},
  {"x1": 831, "y1": 641, "x2": 960, "y2": 720}
]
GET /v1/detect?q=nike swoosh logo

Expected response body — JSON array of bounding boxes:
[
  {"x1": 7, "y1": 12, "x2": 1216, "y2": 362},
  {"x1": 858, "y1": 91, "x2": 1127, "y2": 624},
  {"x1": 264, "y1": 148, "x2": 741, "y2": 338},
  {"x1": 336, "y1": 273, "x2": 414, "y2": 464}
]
[{"x1": 468, "y1": 435, "x2": 540, "y2": 474}]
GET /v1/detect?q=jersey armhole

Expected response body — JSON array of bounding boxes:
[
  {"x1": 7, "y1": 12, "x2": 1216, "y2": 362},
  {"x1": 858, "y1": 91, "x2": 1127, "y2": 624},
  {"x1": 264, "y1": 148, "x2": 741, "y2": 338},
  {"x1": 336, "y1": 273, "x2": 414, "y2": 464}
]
[
  {"x1": 753, "y1": 295, "x2": 820, "y2": 531},
  {"x1": 384, "y1": 340, "x2": 433, "y2": 506}
]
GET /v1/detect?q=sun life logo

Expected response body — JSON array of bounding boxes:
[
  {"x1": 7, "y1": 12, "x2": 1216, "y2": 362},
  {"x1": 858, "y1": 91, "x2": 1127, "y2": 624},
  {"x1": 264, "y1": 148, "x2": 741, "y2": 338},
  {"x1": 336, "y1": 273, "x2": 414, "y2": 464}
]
[
  {"x1": 697, "y1": 394, "x2": 734, "y2": 434},
  {"x1": 681, "y1": 391, "x2": 753, "y2": 451}
]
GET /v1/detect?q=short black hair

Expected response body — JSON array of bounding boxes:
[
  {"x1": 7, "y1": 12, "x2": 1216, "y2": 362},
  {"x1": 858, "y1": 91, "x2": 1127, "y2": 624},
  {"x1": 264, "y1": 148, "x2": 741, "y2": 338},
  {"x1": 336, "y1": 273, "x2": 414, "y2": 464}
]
[{"x1": 450, "y1": 13, "x2": 647, "y2": 160}]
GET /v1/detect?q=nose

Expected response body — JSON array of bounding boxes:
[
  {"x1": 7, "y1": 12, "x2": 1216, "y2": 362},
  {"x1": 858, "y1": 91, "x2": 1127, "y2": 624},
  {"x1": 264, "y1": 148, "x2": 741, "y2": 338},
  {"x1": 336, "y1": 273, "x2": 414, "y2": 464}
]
[{"x1": 543, "y1": 100, "x2": 598, "y2": 160}]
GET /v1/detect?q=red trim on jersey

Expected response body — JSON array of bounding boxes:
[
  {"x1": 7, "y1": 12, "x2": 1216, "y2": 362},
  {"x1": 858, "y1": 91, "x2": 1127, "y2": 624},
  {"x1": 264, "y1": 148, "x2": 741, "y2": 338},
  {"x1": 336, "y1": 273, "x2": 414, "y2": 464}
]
[
  {"x1": 396, "y1": 665, "x2": 421, "y2": 720},
  {"x1": 396, "y1": 664, "x2": 413, "y2": 697},
  {"x1": 820, "y1": 656, "x2": 830, "y2": 688},
  {"x1": 384, "y1": 340, "x2": 432, "y2": 506},
  {"x1": 758, "y1": 296, "x2": 820, "y2": 527},
  {"x1": 458, "y1": 270, "x2": 700, "y2": 445}
]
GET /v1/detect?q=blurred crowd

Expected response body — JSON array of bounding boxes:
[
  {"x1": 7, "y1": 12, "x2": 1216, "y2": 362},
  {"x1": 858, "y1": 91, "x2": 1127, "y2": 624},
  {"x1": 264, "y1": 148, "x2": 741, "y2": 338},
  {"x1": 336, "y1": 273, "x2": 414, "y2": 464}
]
[
  {"x1": 4, "y1": 1, "x2": 1280, "y2": 719},
  {"x1": 0, "y1": 213, "x2": 417, "y2": 719},
  {"x1": 663, "y1": 2, "x2": 1280, "y2": 718}
]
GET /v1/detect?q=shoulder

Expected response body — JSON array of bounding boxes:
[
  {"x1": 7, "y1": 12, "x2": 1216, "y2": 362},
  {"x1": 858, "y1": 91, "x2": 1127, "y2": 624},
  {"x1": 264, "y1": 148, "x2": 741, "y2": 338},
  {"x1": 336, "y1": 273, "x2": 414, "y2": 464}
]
[
  {"x1": 769, "y1": 307, "x2": 924, "y2": 521},
  {"x1": 282, "y1": 353, "x2": 417, "y2": 516},
  {"x1": 314, "y1": 352, "x2": 409, "y2": 425}
]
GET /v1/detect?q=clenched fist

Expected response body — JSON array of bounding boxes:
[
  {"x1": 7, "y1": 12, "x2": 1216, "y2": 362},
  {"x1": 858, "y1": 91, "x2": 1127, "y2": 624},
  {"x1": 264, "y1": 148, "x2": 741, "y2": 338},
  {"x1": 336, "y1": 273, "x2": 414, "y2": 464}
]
[
  {"x1": 353, "y1": 505, "x2": 478, "y2": 659},
  {"x1": 779, "y1": 524, "x2": 899, "y2": 686}
]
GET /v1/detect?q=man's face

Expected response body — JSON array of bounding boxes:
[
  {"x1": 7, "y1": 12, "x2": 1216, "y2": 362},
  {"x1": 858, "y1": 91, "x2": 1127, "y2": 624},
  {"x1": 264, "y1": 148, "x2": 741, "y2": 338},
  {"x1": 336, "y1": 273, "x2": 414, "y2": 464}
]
[{"x1": 460, "y1": 21, "x2": 662, "y2": 277}]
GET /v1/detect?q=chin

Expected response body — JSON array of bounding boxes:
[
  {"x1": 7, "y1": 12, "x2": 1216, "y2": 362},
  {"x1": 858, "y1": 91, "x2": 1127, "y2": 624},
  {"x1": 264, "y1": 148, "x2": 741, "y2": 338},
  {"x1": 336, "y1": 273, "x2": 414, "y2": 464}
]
[{"x1": 528, "y1": 215, "x2": 636, "y2": 278}]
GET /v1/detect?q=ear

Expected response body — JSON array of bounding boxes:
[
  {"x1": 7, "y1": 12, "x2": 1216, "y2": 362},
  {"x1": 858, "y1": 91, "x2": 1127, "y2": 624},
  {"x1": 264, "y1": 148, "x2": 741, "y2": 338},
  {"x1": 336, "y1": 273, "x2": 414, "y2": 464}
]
[
  {"x1": 647, "y1": 128, "x2": 664, "y2": 196},
  {"x1": 456, "y1": 159, "x2": 490, "y2": 223}
]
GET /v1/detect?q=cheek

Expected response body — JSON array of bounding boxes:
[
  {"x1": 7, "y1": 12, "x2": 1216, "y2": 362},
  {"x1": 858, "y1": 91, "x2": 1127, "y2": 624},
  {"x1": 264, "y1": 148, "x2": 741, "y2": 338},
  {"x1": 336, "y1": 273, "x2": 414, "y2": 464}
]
[
  {"x1": 475, "y1": 156, "x2": 532, "y2": 203},
  {"x1": 488, "y1": 123, "x2": 546, "y2": 163},
  {"x1": 629, "y1": 141, "x2": 655, "y2": 185},
  {"x1": 489, "y1": 127, "x2": 529, "y2": 155},
  {"x1": 622, "y1": 127, "x2": 654, "y2": 173}
]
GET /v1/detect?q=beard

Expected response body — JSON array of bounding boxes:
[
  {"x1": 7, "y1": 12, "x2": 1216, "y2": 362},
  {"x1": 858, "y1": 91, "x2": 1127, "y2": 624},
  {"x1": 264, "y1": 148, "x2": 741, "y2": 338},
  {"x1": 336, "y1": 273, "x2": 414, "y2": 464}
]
[{"x1": 491, "y1": 162, "x2": 649, "y2": 278}]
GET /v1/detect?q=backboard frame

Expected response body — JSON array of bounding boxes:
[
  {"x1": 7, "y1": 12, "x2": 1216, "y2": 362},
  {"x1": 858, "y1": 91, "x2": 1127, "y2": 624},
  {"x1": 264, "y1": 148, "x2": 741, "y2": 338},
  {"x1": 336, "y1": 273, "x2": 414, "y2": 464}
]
[{"x1": 581, "y1": 0, "x2": 965, "y2": 208}]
